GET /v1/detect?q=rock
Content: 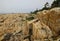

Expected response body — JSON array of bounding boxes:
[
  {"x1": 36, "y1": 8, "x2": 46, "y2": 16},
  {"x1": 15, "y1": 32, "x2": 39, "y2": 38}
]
[
  {"x1": 0, "y1": 8, "x2": 60, "y2": 41},
  {"x1": 0, "y1": 14, "x2": 29, "y2": 41},
  {"x1": 32, "y1": 21, "x2": 53, "y2": 40},
  {"x1": 37, "y1": 7, "x2": 60, "y2": 36},
  {"x1": 23, "y1": 39, "x2": 29, "y2": 41}
]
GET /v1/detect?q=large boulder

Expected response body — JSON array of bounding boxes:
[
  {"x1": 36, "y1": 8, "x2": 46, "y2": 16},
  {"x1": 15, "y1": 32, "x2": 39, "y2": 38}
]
[
  {"x1": 31, "y1": 21, "x2": 53, "y2": 41},
  {"x1": 37, "y1": 7, "x2": 60, "y2": 36}
]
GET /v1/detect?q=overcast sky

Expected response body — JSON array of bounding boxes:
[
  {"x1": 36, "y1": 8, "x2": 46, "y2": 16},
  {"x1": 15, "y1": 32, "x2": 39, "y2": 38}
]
[{"x1": 0, "y1": 0, "x2": 54, "y2": 13}]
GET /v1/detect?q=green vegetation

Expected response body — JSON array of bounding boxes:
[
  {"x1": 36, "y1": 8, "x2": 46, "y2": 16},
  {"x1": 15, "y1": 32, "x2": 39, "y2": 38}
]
[
  {"x1": 51, "y1": 0, "x2": 60, "y2": 8},
  {"x1": 28, "y1": 0, "x2": 60, "y2": 21},
  {"x1": 30, "y1": 0, "x2": 60, "y2": 14},
  {"x1": 30, "y1": 9, "x2": 39, "y2": 14},
  {"x1": 26, "y1": 17, "x2": 34, "y2": 21}
]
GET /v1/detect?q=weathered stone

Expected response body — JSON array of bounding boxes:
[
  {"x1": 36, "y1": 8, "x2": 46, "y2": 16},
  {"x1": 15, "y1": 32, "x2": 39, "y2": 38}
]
[
  {"x1": 23, "y1": 39, "x2": 29, "y2": 41},
  {"x1": 0, "y1": 14, "x2": 29, "y2": 41},
  {"x1": 37, "y1": 7, "x2": 60, "y2": 36},
  {"x1": 0, "y1": 8, "x2": 60, "y2": 41},
  {"x1": 32, "y1": 21, "x2": 53, "y2": 40}
]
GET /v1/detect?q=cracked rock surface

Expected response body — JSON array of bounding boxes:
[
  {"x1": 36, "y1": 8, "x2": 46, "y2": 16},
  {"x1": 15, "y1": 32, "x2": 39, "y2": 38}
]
[{"x1": 0, "y1": 8, "x2": 60, "y2": 41}]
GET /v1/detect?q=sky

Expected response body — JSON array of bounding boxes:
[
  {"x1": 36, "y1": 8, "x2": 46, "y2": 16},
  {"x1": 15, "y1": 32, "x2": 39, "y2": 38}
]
[{"x1": 0, "y1": 0, "x2": 54, "y2": 13}]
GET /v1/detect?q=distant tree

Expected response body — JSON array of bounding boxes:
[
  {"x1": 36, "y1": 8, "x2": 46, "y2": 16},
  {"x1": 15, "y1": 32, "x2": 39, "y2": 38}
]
[
  {"x1": 30, "y1": 0, "x2": 59, "y2": 14},
  {"x1": 30, "y1": 2, "x2": 50, "y2": 14},
  {"x1": 41, "y1": 2, "x2": 50, "y2": 10},
  {"x1": 30, "y1": 9, "x2": 39, "y2": 14},
  {"x1": 51, "y1": 0, "x2": 60, "y2": 8}
]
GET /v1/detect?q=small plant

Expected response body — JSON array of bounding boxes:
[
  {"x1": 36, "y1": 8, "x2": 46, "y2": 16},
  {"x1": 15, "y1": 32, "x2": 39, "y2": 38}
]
[{"x1": 26, "y1": 17, "x2": 34, "y2": 21}]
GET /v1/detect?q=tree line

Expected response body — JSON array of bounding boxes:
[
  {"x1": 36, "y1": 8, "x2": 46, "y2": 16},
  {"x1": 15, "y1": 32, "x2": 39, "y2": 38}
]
[{"x1": 31, "y1": 0, "x2": 60, "y2": 14}]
